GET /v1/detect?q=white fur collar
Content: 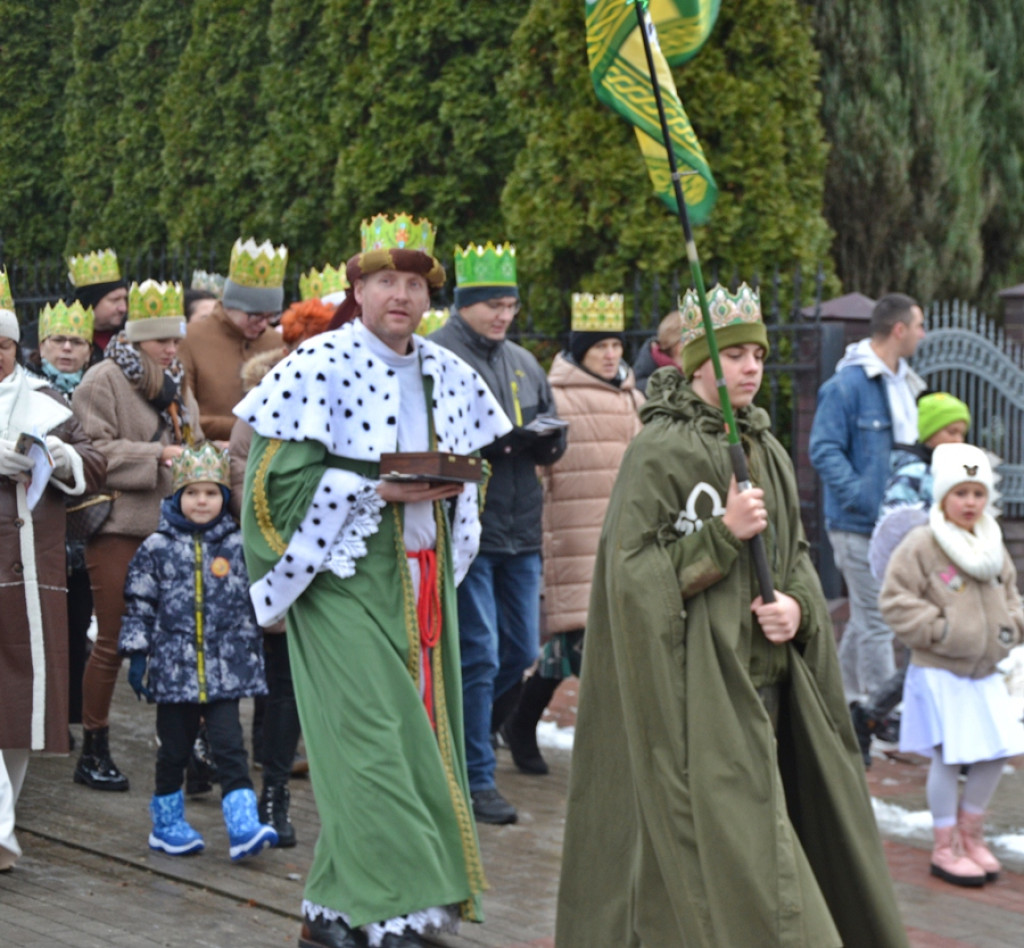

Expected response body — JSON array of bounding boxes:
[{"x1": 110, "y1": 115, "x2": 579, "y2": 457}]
[
  {"x1": 235, "y1": 319, "x2": 511, "y2": 459},
  {"x1": 928, "y1": 505, "x2": 1005, "y2": 581}
]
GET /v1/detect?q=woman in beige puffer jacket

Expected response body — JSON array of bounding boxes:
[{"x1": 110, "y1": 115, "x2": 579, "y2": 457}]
[{"x1": 502, "y1": 329, "x2": 644, "y2": 774}]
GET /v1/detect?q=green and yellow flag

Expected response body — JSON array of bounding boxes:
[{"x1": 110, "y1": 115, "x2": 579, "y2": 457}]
[{"x1": 586, "y1": 0, "x2": 720, "y2": 222}]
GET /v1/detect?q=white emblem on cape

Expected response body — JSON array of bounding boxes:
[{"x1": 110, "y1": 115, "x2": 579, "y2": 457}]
[{"x1": 673, "y1": 481, "x2": 725, "y2": 536}]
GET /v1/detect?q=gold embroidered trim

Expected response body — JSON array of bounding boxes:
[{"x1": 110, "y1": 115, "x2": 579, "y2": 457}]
[
  {"x1": 393, "y1": 504, "x2": 420, "y2": 681},
  {"x1": 253, "y1": 439, "x2": 286, "y2": 555},
  {"x1": 431, "y1": 505, "x2": 487, "y2": 908}
]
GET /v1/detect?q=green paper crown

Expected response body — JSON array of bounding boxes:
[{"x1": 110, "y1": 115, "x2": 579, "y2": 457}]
[
  {"x1": 679, "y1": 282, "x2": 762, "y2": 348},
  {"x1": 415, "y1": 308, "x2": 450, "y2": 336},
  {"x1": 360, "y1": 213, "x2": 437, "y2": 255},
  {"x1": 129, "y1": 280, "x2": 185, "y2": 322},
  {"x1": 190, "y1": 269, "x2": 225, "y2": 295},
  {"x1": 40, "y1": 300, "x2": 95, "y2": 343},
  {"x1": 454, "y1": 242, "x2": 518, "y2": 288},
  {"x1": 171, "y1": 442, "x2": 231, "y2": 491},
  {"x1": 300, "y1": 263, "x2": 349, "y2": 301},
  {"x1": 229, "y1": 238, "x2": 288, "y2": 289},
  {"x1": 0, "y1": 268, "x2": 13, "y2": 311},
  {"x1": 68, "y1": 249, "x2": 121, "y2": 288},
  {"x1": 571, "y1": 293, "x2": 624, "y2": 332}
]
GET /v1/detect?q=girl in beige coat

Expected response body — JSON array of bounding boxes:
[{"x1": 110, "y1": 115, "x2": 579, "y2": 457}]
[
  {"x1": 71, "y1": 292, "x2": 203, "y2": 792},
  {"x1": 880, "y1": 442, "x2": 1024, "y2": 887},
  {"x1": 502, "y1": 326, "x2": 643, "y2": 774}
]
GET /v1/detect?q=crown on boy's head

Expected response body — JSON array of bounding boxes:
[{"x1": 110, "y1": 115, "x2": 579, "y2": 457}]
[
  {"x1": 68, "y1": 249, "x2": 121, "y2": 288},
  {"x1": 171, "y1": 442, "x2": 231, "y2": 492}
]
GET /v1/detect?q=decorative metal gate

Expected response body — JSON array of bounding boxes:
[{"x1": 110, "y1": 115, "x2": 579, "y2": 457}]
[{"x1": 914, "y1": 301, "x2": 1024, "y2": 518}]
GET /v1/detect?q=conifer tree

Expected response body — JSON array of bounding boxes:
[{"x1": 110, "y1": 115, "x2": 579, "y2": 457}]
[
  {"x1": 0, "y1": 0, "x2": 75, "y2": 260},
  {"x1": 501, "y1": 0, "x2": 834, "y2": 332},
  {"x1": 814, "y1": 2, "x2": 990, "y2": 301},
  {"x1": 971, "y1": 1, "x2": 1024, "y2": 305},
  {"x1": 249, "y1": 0, "x2": 336, "y2": 268},
  {"x1": 325, "y1": 0, "x2": 529, "y2": 274},
  {"x1": 63, "y1": 0, "x2": 138, "y2": 254},
  {"x1": 105, "y1": 0, "x2": 192, "y2": 253},
  {"x1": 157, "y1": 0, "x2": 272, "y2": 252}
]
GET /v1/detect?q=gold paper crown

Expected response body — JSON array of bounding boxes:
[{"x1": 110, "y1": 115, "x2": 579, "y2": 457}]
[
  {"x1": 228, "y1": 238, "x2": 288, "y2": 289},
  {"x1": 299, "y1": 264, "x2": 349, "y2": 301},
  {"x1": 39, "y1": 300, "x2": 95, "y2": 343},
  {"x1": 679, "y1": 282, "x2": 762, "y2": 347},
  {"x1": 571, "y1": 293, "x2": 624, "y2": 332},
  {"x1": 171, "y1": 442, "x2": 231, "y2": 491},
  {"x1": 360, "y1": 213, "x2": 437, "y2": 255},
  {"x1": 129, "y1": 280, "x2": 185, "y2": 322},
  {"x1": 454, "y1": 242, "x2": 517, "y2": 288},
  {"x1": 68, "y1": 249, "x2": 121, "y2": 288},
  {"x1": 0, "y1": 268, "x2": 13, "y2": 311},
  {"x1": 416, "y1": 308, "x2": 450, "y2": 336}
]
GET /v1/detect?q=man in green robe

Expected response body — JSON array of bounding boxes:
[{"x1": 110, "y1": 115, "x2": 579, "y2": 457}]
[
  {"x1": 556, "y1": 284, "x2": 908, "y2": 947},
  {"x1": 237, "y1": 214, "x2": 512, "y2": 948}
]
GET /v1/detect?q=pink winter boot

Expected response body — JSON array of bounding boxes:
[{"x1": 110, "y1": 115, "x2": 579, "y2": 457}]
[
  {"x1": 958, "y1": 810, "x2": 1000, "y2": 882},
  {"x1": 931, "y1": 825, "x2": 987, "y2": 886}
]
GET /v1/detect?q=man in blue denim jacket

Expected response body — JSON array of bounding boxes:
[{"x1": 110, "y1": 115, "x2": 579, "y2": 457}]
[{"x1": 809, "y1": 294, "x2": 927, "y2": 717}]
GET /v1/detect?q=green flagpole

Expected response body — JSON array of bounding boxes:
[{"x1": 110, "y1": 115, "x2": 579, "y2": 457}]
[{"x1": 630, "y1": 0, "x2": 775, "y2": 602}]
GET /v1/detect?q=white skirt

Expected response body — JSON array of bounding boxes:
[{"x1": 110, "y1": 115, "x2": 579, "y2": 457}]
[{"x1": 900, "y1": 664, "x2": 1024, "y2": 763}]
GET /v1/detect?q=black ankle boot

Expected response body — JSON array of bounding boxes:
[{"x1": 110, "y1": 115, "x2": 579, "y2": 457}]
[
  {"x1": 501, "y1": 675, "x2": 560, "y2": 775},
  {"x1": 259, "y1": 783, "x2": 296, "y2": 848},
  {"x1": 73, "y1": 727, "x2": 129, "y2": 791}
]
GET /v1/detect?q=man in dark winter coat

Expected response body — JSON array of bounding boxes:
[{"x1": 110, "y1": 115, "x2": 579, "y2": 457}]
[{"x1": 429, "y1": 242, "x2": 567, "y2": 825}]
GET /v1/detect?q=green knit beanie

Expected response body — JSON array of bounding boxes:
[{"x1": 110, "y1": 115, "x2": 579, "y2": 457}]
[{"x1": 917, "y1": 392, "x2": 971, "y2": 443}]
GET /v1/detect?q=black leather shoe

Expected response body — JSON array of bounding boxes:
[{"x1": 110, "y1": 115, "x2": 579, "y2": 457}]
[
  {"x1": 380, "y1": 928, "x2": 425, "y2": 948},
  {"x1": 471, "y1": 788, "x2": 517, "y2": 825},
  {"x1": 298, "y1": 913, "x2": 368, "y2": 948},
  {"x1": 73, "y1": 727, "x2": 129, "y2": 791}
]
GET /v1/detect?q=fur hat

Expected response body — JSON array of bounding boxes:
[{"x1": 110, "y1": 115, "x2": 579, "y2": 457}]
[{"x1": 931, "y1": 442, "x2": 993, "y2": 508}]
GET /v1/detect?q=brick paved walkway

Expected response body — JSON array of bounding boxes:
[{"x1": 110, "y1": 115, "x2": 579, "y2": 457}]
[{"x1": 4, "y1": 677, "x2": 1024, "y2": 946}]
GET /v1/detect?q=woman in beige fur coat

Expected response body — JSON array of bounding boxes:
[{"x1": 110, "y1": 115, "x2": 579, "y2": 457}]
[
  {"x1": 502, "y1": 324, "x2": 643, "y2": 774},
  {"x1": 70, "y1": 296, "x2": 203, "y2": 793}
]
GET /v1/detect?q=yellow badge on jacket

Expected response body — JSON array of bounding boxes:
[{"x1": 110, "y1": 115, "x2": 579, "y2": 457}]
[{"x1": 210, "y1": 557, "x2": 231, "y2": 578}]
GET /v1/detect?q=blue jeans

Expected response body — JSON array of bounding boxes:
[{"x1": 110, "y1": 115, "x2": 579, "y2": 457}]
[
  {"x1": 829, "y1": 530, "x2": 897, "y2": 703},
  {"x1": 458, "y1": 552, "x2": 541, "y2": 791}
]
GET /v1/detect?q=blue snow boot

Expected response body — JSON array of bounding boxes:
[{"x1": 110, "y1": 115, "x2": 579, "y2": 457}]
[
  {"x1": 149, "y1": 790, "x2": 205, "y2": 855},
  {"x1": 222, "y1": 787, "x2": 278, "y2": 861}
]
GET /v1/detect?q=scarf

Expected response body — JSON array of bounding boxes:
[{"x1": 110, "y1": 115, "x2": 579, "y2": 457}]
[
  {"x1": 0, "y1": 365, "x2": 72, "y2": 441},
  {"x1": 39, "y1": 359, "x2": 85, "y2": 395},
  {"x1": 106, "y1": 332, "x2": 192, "y2": 442},
  {"x1": 928, "y1": 504, "x2": 1005, "y2": 582}
]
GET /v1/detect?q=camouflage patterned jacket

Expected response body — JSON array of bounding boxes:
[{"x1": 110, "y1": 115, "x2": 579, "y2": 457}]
[{"x1": 119, "y1": 497, "x2": 266, "y2": 704}]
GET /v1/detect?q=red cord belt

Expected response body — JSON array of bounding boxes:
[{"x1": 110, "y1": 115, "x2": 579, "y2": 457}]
[{"x1": 407, "y1": 549, "x2": 441, "y2": 729}]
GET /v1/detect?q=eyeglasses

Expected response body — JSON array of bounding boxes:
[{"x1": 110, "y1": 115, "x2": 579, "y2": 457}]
[
  {"x1": 47, "y1": 335, "x2": 90, "y2": 348},
  {"x1": 246, "y1": 312, "x2": 281, "y2": 326}
]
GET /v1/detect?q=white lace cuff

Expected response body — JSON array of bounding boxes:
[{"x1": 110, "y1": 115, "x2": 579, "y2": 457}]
[{"x1": 322, "y1": 481, "x2": 386, "y2": 579}]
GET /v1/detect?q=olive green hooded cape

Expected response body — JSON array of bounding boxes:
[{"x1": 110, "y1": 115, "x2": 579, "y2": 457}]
[{"x1": 555, "y1": 372, "x2": 907, "y2": 947}]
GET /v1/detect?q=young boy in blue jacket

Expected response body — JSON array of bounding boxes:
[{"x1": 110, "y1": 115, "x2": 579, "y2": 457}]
[{"x1": 119, "y1": 442, "x2": 277, "y2": 860}]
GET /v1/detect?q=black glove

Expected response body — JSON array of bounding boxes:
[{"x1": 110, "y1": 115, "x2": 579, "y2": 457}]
[{"x1": 127, "y1": 653, "x2": 155, "y2": 703}]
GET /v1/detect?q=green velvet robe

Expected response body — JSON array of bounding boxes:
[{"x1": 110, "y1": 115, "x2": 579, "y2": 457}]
[
  {"x1": 242, "y1": 433, "x2": 485, "y2": 927},
  {"x1": 555, "y1": 373, "x2": 907, "y2": 947}
]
